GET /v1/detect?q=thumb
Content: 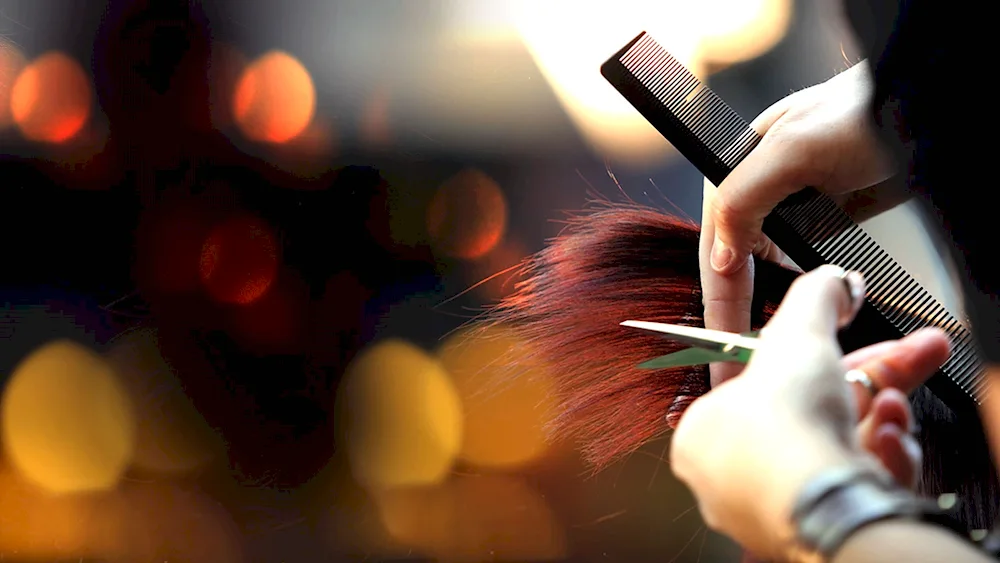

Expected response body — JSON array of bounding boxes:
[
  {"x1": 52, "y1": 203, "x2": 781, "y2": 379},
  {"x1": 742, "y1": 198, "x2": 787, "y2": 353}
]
[
  {"x1": 710, "y1": 119, "x2": 833, "y2": 275},
  {"x1": 764, "y1": 265, "x2": 865, "y2": 340}
]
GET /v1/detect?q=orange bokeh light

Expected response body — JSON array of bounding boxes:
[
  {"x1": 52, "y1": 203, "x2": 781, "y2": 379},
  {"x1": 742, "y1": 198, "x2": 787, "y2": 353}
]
[
  {"x1": 233, "y1": 50, "x2": 316, "y2": 143},
  {"x1": 375, "y1": 474, "x2": 567, "y2": 562},
  {"x1": 199, "y1": 214, "x2": 279, "y2": 305},
  {"x1": 0, "y1": 40, "x2": 27, "y2": 129},
  {"x1": 427, "y1": 168, "x2": 507, "y2": 260},
  {"x1": 10, "y1": 51, "x2": 92, "y2": 143}
]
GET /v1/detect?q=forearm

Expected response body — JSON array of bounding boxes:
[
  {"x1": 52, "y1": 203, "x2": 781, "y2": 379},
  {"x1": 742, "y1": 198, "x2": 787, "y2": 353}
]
[{"x1": 832, "y1": 520, "x2": 990, "y2": 563}]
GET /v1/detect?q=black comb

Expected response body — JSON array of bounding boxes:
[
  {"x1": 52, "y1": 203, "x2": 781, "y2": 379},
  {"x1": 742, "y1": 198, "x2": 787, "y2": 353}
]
[{"x1": 602, "y1": 31, "x2": 985, "y2": 414}]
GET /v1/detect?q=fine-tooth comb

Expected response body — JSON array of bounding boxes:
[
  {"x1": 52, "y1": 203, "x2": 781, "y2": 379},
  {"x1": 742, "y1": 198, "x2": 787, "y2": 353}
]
[{"x1": 601, "y1": 31, "x2": 985, "y2": 415}]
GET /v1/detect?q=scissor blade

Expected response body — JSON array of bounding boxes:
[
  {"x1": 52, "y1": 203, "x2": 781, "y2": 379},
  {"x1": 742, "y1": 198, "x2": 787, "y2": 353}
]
[{"x1": 620, "y1": 320, "x2": 759, "y2": 353}]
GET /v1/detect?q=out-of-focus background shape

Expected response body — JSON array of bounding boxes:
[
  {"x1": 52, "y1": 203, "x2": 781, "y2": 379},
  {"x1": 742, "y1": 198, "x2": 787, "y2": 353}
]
[{"x1": 0, "y1": 0, "x2": 866, "y2": 560}]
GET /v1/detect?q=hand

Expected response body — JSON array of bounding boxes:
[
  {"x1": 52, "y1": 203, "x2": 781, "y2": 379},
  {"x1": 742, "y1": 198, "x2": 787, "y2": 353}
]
[
  {"x1": 700, "y1": 60, "x2": 894, "y2": 385},
  {"x1": 670, "y1": 266, "x2": 950, "y2": 560}
]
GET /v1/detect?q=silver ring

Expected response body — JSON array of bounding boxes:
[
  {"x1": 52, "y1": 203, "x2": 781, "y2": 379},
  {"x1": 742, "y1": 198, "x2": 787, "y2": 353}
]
[{"x1": 844, "y1": 368, "x2": 878, "y2": 396}]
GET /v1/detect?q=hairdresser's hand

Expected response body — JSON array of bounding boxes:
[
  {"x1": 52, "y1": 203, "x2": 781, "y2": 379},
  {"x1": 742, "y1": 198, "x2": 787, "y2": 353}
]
[
  {"x1": 700, "y1": 60, "x2": 893, "y2": 385},
  {"x1": 670, "y1": 266, "x2": 950, "y2": 561}
]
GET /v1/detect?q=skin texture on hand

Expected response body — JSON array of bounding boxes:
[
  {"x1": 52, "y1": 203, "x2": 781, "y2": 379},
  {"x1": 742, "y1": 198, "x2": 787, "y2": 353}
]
[
  {"x1": 700, "y1": 60, "x2": 894, "y2": 386},
  {"x1": 671, "y1": 266, "x2": 950, "y2": 560}
]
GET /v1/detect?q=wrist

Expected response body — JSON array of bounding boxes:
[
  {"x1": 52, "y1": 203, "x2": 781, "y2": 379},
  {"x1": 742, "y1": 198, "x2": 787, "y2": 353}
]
[{"x1": 781, "y1": 462, "x2": 971, "y2": 563}]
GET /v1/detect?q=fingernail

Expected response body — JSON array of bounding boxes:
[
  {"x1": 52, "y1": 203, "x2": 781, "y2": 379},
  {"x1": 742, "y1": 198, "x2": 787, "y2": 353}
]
[
  {"x1": 711, "y1": 238, "x2": 733, "y2": 272},
  {"x1": 845, "y1": 270, "x2": 865, "y2": 308}
]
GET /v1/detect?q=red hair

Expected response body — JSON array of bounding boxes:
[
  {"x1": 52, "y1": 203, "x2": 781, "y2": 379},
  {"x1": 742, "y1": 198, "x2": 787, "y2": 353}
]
[
  {"x1": 480, "y1": 201, "x2": 997, "y2": 529},
  {"x1": 483, "y1": 201, "x2": 793, "y2": 468}
]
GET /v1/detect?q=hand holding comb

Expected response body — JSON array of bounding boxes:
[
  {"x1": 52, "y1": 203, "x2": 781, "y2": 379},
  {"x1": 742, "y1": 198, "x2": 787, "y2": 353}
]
[{"x1": 601, "y1": 32, "x2": 984, "y2": 413}]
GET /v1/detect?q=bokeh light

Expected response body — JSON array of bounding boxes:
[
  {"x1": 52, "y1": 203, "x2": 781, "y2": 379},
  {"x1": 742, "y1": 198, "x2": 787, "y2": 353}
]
[
  {"x1": 336, "y1": 339, "x2": 463, "y2": 490},
  {"x1": 0, "y1": 39, "x2": 27, "y2": 130},
  {"x1": 106, "y1": 327, "x2": 222, "y2": 475},
  {"x1": 233, "y1": 50, "x2": 316, "y2": 143},
  {"x1": 375, "y1": 474, "x2": 567, "y2": 562},
  {"x1": 438, "y1": 324, "x2": 557, "y2": 469},
  {"x1": 116, "y1": 482, "x2": 245, "y2": 563},
  {"x1": 696, "y1": 0, "x2": 793, "y2": 65},
  {"x1": 0, "y1": 464, "x2": 124, "y2": 559},
  {"x1": 512, "y1": 2, "x2": 703, "y2": 166},
  {"x1": 1, "y1": 339, "x2": 135, "y2": 494},
  {"x1": 199, "y1": 213, "x2": 280, "y2": 305},
  {"x1": 10, "y1": 51, "x2": 92, "y2": 143},
  {"x1": 427, "y1": 168, "x2": 507, "y2": 260}
]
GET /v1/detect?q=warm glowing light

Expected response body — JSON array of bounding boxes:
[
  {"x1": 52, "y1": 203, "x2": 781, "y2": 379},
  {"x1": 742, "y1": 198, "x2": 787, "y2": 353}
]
[
  {"x1": 437, "y1": 325, "x2": 557, "y2": 468},
  {"x1": 10, "y1": 51, "x2": 92, "y2": 143},
  {"x1": 199, "y1": 213, "x2": 279, "y2": 305},
  {"x1": 0, "y1": 39, "x2": 27, "y2": 129},
  {"x1": 0, "y1": 464, "x2": 124, "y2": 559},
  {"x1": 427, "y1": 168, "x2": 507, "y2": 260},
  {"x1": 233, "y1": 50, "x2": 316, "y2": 143},
  {"x1": 695, "y1": 0, "x2": 792, "y2": 65},
  {"x1": 106, "y1": 327, "x2": 222, "y2": 475},
  {"x1": 376, "y1": 474, "x2": 567, "y2": 561},
  {"x1": 511, "y1": 2, "x2": 703, "y2": 166},
  {"x1": 336, "y1": 339, "x2": 463, "y2": 490},
  {"x1": 1, "y1": 340, "x2": 135, "y2": 494},
  {"x1": 117, "y1": 482, "x2": 245, "y2": 562}
]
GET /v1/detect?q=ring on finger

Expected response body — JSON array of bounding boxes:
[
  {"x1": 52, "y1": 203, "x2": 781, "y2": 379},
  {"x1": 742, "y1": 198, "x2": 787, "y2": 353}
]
[{"x1": 845, "y1": 368, "x2": 879, "y2": 397}]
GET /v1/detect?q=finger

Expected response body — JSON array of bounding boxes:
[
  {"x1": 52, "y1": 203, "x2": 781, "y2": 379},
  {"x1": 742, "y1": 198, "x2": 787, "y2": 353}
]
[
  {"x1": 709, "y1": 123, "x2": 837, "y2": 275},
  {"x1": 700, "y1": 178, "x2": 753, "y2": 386},
  {"x1": 875, "y1": 423, "x2": 920, "y2": 489},
  {"x1": 764, "y1": 265, "x2": 864, "y2": 340},
  {"x1": 751, "y1": 234, "x2": 794, "y2": 269},
  {"x1": 857, "y1": 389, "x2": 919, "y2": 488},
  {"x1": 845, "y1": 328, "x2": 951, "y2": 417}
]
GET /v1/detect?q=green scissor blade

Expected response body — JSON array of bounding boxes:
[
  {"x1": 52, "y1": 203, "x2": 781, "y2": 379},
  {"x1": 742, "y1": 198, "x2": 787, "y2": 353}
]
[{"x1": 636, "y1": 332, "x2": 757, "y2": 369}]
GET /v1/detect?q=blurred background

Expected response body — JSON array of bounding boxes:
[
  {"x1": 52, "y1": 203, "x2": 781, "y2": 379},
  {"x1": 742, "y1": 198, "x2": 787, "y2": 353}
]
[{"x1": 0, "y1": 1, "x2": 865, "y2": 561}]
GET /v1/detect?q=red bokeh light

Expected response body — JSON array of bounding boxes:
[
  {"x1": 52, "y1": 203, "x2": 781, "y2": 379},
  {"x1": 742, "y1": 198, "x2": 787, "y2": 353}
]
[{"x1": 199, "y1": 214, "x2": 279, "y2": 305}]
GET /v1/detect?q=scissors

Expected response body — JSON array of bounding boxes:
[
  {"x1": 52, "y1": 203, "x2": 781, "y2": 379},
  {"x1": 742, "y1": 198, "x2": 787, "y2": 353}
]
[{"x1": 620, "y1": 320, "x2": 759, "y2": 367}]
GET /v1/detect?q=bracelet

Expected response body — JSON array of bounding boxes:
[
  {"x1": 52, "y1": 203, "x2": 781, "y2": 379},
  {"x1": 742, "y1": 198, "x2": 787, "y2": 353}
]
[{"x1": 785, "y1": 464, "x2": 971, "y2": 563}]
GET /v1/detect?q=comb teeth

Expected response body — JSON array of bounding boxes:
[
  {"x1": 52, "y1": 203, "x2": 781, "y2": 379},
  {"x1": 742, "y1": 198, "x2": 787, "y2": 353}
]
[
  {"x1": 602, "y1": 31, "x2": 986, "y2": 412},
  {"x1": 618, "y1": 33, "x2": 757, "y2": 168}
]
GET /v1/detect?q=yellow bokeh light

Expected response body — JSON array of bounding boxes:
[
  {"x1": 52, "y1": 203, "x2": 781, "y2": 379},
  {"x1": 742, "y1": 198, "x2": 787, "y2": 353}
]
[
  {"x1": 508, "y1": 0, "x2": 790, "y2": 165},
  {"x1": 106, "y1": 327, "x2": 222, "y2": 475},
  {"x1": 511, "y1": 1, "x2": 704, "y2": 167},
  {"x1": 0, "y1": 464, "x2": 125, "y2": 559},
  {"x1": 696, "y1": 0, "x2": 792, "y2": 65},
  {"x1": 1, "y1": 339, "x2": 136, "y2": 494},
  {"x1": 438, "y1": 325, "x2": 556, "y2": 469},
  {"x1": 336, "y1": 339, "x2": 463, "y2": 490},
  {"x1": 375, "y1": 474, "x2": 567, "y2": 562}
]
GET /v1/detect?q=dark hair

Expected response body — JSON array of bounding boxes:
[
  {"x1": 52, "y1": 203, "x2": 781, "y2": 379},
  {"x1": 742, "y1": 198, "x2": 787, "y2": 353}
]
[{"x1": 483, "y1": 202, "x2": 998, "y2": 530}]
